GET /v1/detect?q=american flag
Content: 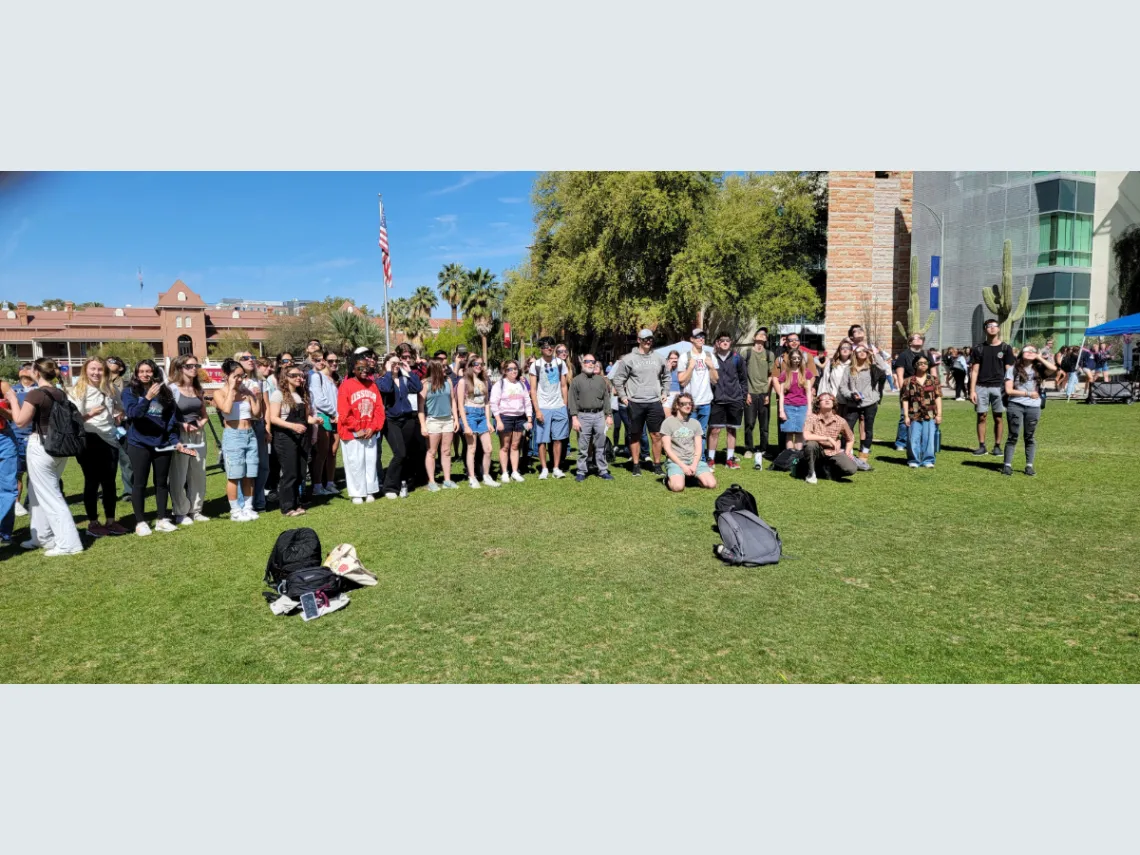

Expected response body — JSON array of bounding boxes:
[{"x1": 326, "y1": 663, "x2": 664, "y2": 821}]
[{"x1": 378, "y1": 197, "x2": 392, "y2": 288}]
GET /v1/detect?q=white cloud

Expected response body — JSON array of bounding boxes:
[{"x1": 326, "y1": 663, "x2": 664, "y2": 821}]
[{"x1": 428, "y1": 172, "x2": 505, "y2": 196}]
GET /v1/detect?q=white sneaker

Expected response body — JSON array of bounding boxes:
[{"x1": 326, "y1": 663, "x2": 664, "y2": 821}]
[
  {"x1": 44, "y1": 546, "x2": 83, "y2": 557},
  {"x1": 511, "y1": 472, "x2": 525, "y2": 483},
  {"x1": 469, "y1": 477, "x2": 481, "y2": 489},
  {"x1": 192, "y1": 513, "x2": 210, "y2": 523},
  {"x1": 385, "y1": 492, "x2": 398, "y2": 500},
  {"x1": 539, "y1": 469, "x2": 549, "y2": 480},
  {"x1": 135, "y1": 522, "x2": 153, "y2": 536},
  {"x1": 243, "y1": 508, "x2": 260, "y2": 521},
  {"x1": 743, "y1": 451, "x2": 753, "y2": 459},
  {"x1": 399, "y1": 482, "x2": 408, "y2": 499},
  {"x1": 552, "y1": 468, "x2": 565, "y2": 479},
  {"x1": 13, "y1": 501, "x2": 27, "y2": 517},
  {"x1": 155, "y1": 518, "x2": 178, "y2": 533},
  {"x1": 230, "y1": 509, "x2": 249, "y2": 522},
  {"x1": 175, "y1": 515, "x2": 194, "y2": 527},
  {"x1": 483, "y1": 474, "x2": 500, "y2": 487},
  {"x1": 366, "y1": 495, "x2": 376, "y2": 503},
  {"x1": 352, "y1": 497, "x2": 364, "y2": 505},
  {"x1": 21, "y1": 539, "x2": 48, "y2": 550},
  {"x1": 805, "y1": 472, "x2": 818, "y2": 485},
  {"x1": 501, "y1": 472, "x2": 511, "y2": 484}
]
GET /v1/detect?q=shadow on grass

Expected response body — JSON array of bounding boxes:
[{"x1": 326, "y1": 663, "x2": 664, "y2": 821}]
[
  {"x1": 873, "y1": 455, "x2": 913, "y2": 467},
  {"x1": 960, "y1": 459, "x2": 1005, "y2": 472}
]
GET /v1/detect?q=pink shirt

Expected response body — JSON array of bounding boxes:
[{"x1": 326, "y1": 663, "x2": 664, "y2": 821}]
[
  {"x1": 777, "y1": 371, "x2": 814, "y2": 407},
  {"x1": 490, "y1": 377, "x2": 533, "y2": 419}
]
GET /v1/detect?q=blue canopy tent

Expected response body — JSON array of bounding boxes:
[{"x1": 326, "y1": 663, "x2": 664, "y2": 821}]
[{"x1": 1084, "y1": 312, "x2": 1140, "y2": 337}]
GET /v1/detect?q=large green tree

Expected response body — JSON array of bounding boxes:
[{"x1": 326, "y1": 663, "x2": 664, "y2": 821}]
[
  {"x1": 436, "y1": 263, "x2": 467, "y2": 324},
  {"x1": 1113, "y1": 224, "x2": 1140, "y2": 317},
  {"x1": 90, "y1": 340, "x2": 156, "y2": 368},
  {"x1": 410, "y1": 285, "x2": 438, "y2": 319}
]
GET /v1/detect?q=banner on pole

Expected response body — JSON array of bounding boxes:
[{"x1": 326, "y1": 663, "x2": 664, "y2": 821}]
[
  {"x1": 503, "y1": 322, "x2": 511, "y2": 346},
  {"x1": 929, "y1": 255, "x2": 941, "y2": 310}
]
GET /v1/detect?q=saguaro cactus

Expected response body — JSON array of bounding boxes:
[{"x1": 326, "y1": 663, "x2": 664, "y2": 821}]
[
  {"x1": 895, "y1": 255, "x2": 937, "y2": 341},
  {"x1": 982, "y1": 239, "x2": 1028, "y2": 341}
]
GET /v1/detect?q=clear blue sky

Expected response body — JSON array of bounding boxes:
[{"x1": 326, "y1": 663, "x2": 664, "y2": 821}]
[{"x1": 0, "y1": 171, "x2": 538, "y2": 313}]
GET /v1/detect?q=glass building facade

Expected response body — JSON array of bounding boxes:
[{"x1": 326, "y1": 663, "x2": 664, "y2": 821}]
[{"x1": 911, "y1": 172, "x2": 1096, "y2": 349}]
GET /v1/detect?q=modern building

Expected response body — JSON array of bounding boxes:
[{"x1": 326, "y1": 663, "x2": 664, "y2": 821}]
[{"x1": 825, "y1": 171, "x2": 1140, "y2": 352}]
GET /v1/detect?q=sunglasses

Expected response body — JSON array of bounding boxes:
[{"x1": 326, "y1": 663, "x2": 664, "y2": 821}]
[
  {"x1": 183, "y1": 364, "x2": 200, "y2": 370},
  {"x1": 287, "y1": 373, "x2": 304, "y2": 379},
  {"x1": 582, "y1": 359, "x2": 596, "y2": 364},
  {"x1": 506, "y1": 366, "x2": 519, "y2": 372}
]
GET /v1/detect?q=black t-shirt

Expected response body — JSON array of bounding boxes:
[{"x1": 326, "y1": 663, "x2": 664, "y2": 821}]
[
  {"x1": 892, "y1": 348, "x2": 929, "y2": 380},
  {"x1": 970, "y1": 342, "x2": 1016, "y2": 387}
]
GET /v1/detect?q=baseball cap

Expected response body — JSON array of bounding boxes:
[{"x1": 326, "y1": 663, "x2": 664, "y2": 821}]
[
  {"x1": 456, "y1": 345, "x2": 468, "y2": 354},
  {"x1": 353, "y1": 346, "x2": 372, "y2": 355},
  {"x1": 638, "y1": 328, "x2": 654, "y2": 340},
  {"x1": 691, "y1": 328, "x2": 706, "y2": 339}
]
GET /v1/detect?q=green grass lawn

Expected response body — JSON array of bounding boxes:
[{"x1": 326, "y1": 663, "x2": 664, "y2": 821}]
[{"x1": 2, "y1": 398, "x2": 1138, "y2": 683}]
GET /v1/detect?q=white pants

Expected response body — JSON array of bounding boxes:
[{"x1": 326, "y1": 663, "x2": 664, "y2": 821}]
[
  {"x1": 27, "y1": 434, "x2": 83, "y2": 552},
  {"x1": 169, "y1": 426, "x2": 207, "y2": 516},
  {"x1": 342, "y1": 436, "x2": 378, "y2": 498}
]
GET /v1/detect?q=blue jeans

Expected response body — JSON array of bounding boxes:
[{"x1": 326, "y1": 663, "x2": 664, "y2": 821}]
[
  {"x1": 1066, "y1": 370, "x2": 1079, "y2": 397},
  {"x1": 0, "y1": 429, "x2": 18, "y2": 541},
  {"x1": 895, "y1": 400, "x2": 909, "y2": 448},
  {"x1": 907, "y1": 419, "x2": 936, "y2": 466},
  {"x1": 691, "y1": 403, "x2": 712, "y2": 460}
]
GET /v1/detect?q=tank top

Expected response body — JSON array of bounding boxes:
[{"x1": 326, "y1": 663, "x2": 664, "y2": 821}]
[{"x1": 425, "y1": 379, "x2": 453, "y2": 419}]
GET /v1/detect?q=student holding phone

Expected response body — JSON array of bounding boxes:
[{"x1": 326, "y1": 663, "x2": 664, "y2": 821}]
[{"x1": 212, "y1": 358, "x2": 263, "y2": 522}]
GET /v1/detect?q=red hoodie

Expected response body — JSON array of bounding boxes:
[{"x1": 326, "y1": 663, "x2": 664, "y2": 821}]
[{"x1": 336, "y1": 376, "x2": 387, "y2": 441}]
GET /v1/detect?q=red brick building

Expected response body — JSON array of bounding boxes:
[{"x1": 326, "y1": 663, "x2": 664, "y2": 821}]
[{"x1": 824, "y1": 171, "x2": 913, "y2": 350}]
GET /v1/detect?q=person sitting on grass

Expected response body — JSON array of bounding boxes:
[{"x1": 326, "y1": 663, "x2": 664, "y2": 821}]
[
  {"x1": 1002, "y1": 344, "x2": 1056, "y2": 478},
  {"x1": 901, "y1": 353, "x2": 942, "y2": 469},
  {"x1": 799, "y1": 391, "x2": 858, "y2": 485},
  {"x1": 661, "y1": 393, "x2": 716, "y2": 492}
]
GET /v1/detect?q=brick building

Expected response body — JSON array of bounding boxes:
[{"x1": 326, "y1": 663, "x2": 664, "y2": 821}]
[
  {"x1": 824, "y1": 171, "x2": 913, "y2": 350},
  {"x1": 0, "y1": 281, "x2": 454, "y2": 372}
]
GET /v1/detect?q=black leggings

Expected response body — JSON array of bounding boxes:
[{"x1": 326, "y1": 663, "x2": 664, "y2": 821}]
[
  {"x1": 77, "y1": 437, "x2": 119, "y2": 521},
  {"x1": 383, "y1": 415, "x2": 419, "y2": 494},
  {"x1": 273, "y1": 431, "x2": 308, "y2": 513},
  {"x1": 127, "y1": 444, "x2": 173, "y2": 522},
  {"x1": 843, "y1": 403, "x2": 879, "y2": 452}
]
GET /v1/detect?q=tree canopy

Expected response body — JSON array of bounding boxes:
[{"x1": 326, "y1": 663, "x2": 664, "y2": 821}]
[
  {"x1": 1113, "y1": 224, "x2": 1140, "y2": 317},
  {"x1": 504, "y1": 171, "x2": 824, "y2": 344}
]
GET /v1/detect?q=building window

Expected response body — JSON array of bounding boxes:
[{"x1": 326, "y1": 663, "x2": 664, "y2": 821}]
[
  {"x1": 1035, "y1": 179, "x2": 1095, "y2": 215},
  {"x1": 185, "y1": 316, "x2": 192, "y2": 329},
  {"x1": 176, "y1": 316, "x2": 183, "y2": 328},
  {"x1": 1037, "y1": 213, "x2": 1093, "y2": 267},
  {"x1": 177, "y1": 291, "x2": 187, "y2": 302},
  {"x1": 178, "y1": 335, "x2": 193, "y2": 356}
]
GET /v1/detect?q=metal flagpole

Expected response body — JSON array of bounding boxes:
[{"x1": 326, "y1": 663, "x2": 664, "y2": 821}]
[{"x1": 379, "y1": 194, "x2": 391, "y2": 354}]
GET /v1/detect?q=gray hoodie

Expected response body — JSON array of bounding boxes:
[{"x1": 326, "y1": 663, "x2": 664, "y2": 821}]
[{"x1": 612, "y1": 349, "x2": 668, "y2": 403}]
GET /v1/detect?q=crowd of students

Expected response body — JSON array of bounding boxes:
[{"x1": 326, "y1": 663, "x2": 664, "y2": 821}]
[{"x1": 0, "y1": 317, "x2": 1094, "y2": 556}]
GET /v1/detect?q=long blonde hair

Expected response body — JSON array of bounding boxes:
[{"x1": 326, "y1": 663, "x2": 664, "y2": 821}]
[{"x1": 72, "y1": 357, "x2": 111, "y2": 402}]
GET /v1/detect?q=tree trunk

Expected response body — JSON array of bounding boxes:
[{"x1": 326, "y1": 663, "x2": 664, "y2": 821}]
[
  {"x1": 451, "y1": 304, "x2": 458, "y2": 325},
  {"x1": 481, "y1": 334, "x2": 488, "y2": 365}
]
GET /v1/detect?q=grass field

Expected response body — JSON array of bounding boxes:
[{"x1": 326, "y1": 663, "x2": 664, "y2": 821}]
[{"x1": 1, "y1": 398, "x2": 1138, "y2": 683}]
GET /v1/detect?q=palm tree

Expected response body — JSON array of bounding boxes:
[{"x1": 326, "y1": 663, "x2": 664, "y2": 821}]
[
  {"x1": 410, "y1": 285, "x2": 438, "y2": 320},
  {"x1": 462, "y1": 267, "x2": 502, "y2": 363},
  {"x1": 437, "y1": 263, "x2": 467, "y2": 325},
  {"x1": 388, "y1": 297, "x2": 412, "y2": 336},
  {"x1": 404, "y1": 315, "x2": 432, "y2": 348},
  {"x1": 326, "y1": 310, "x2": 362, "y2": 355}
]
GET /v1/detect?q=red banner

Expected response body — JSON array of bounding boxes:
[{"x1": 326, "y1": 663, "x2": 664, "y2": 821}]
[{"x1": 503, "y1": 322, "x2": 511, "y2": 346}]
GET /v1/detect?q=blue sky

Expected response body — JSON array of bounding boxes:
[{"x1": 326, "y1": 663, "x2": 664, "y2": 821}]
[{"x1": 0, "y1": 171, "x2": 538, "y2": 313}]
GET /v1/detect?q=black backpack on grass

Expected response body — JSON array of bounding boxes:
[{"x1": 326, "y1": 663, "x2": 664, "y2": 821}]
[
  {"x1": 714, "y1": 484, "x2": 758, "y2": 521},
  {"x1": 768, "y1": 448, "x2": 800, "y2": 473},
  {"x1": 263, "y1": 528, "x2": 344, "y2": 602},
  {"x1": 42, "y1": 388, "x2": 87, "y2": 458}
]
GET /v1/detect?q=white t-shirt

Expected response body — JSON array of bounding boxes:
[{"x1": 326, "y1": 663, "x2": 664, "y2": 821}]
[
  {"x1": 529, "y1": 357, "x2": 567, "y2": 410},
  {"x1": 679, "y1": 349, "x2": 714, "y2": 405}
]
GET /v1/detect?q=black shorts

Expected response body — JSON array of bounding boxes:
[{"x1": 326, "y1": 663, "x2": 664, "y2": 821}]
[
  {"x1": 709, "y1": 400, "x2": 744, "y2": 428},
  {"x1": 628, "y1": 401, "x2": 666, "y2": 436}
]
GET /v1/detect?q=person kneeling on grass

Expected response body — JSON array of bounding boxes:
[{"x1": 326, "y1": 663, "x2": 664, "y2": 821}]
[
  {"x1": 661, "y1": 393, "x2": 716, "y2": 492},
  {"x1": 901, "y1": 354, "x2": 942, "y2": 469},
  {"x1": 799, "y1": 391, "x2": 858, "y2": 484}
]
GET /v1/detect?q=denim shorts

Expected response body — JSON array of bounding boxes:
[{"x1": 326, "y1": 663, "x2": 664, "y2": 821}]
[
  {"x1": 665, "y1": 460, "x2": 711, "y2": 478},
  {"x1": 222, "y1": 426, "x2": 259, "y2": 479},
  {"x1": 499, "y1": 413, "x2": 527, "y2": 434},
  {"x1": 781, "y1": 404, "x2": 807, "y2": 433},
  {"x1": 534, "y1": 405, "x2": 570, "y2": 444},
  {"x1": 464, "y1": 406, "x2": 490, "y2": 435}
]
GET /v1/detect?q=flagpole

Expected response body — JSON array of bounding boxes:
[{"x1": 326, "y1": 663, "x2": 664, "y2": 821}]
[{"x1": 379, "y1": 194, "x2": 391, "y2": 354}]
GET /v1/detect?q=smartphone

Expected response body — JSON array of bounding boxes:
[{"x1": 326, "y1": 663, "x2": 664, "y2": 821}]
[{"x1": 300, "y1": 592, "x2": 320, "y2": 621}]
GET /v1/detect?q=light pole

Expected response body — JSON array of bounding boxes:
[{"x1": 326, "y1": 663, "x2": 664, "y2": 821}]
[{"x1": 913, "y1": 200, "x2": 945, "y2": 351}]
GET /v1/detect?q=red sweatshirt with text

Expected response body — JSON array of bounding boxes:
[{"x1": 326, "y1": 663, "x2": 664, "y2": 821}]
[{"x1": 337, "y1": 377, "x2": 387, "y2": 441}]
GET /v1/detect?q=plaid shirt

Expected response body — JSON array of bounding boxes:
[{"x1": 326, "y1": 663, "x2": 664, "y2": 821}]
[
  {"x1": 803, "y1": 411, "x2": 854, "y2": 450},
  {"x1": 901, "y1": 375, "x2": 942, "y2": 421}
]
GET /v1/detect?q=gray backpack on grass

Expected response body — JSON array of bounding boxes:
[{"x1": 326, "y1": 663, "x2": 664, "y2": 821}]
[{"x1": 714, "y1": 510, "x2": 782, "y2": 566}]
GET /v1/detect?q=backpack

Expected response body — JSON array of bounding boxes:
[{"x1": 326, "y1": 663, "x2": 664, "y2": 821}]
[
  {"x1": 714, "y1": 510, "x2": 782, "y2": 566},
  {"x1": 585, "y1": 435, "x2": 615, "y2": 473},
  {"x1": 280, "y1": 566, "x2": 346, "y2": 600},
  {"x1": 714, "y1": 484, "x2": 758, "y2": 521},
  {"x1": 768, "y1": 448, "x2": 800, "y2": 472},
  {"x1": 264, "y1": 527, "x2": 323, "y2": 587},
  {"x1": 42, "y1": 388, "x2": 87, "y2": 458}
]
